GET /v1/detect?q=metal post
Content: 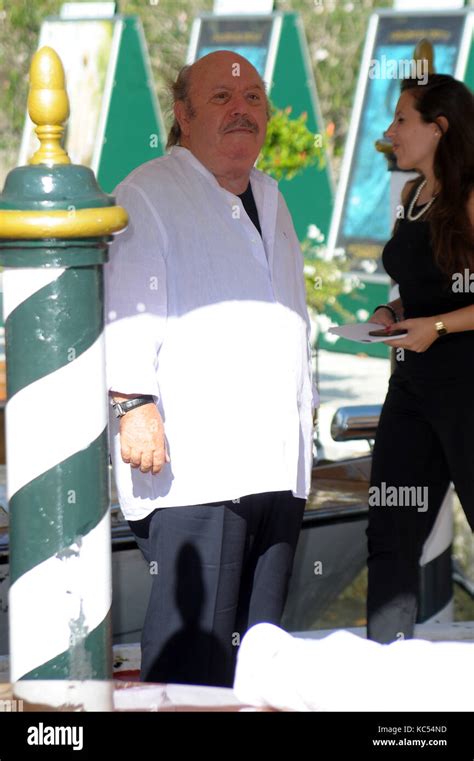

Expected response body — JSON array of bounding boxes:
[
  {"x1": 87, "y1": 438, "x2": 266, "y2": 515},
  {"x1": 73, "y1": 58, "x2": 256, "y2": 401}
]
[{"x1": 0, "y1": 46, "x2": 127, "y2": 680}]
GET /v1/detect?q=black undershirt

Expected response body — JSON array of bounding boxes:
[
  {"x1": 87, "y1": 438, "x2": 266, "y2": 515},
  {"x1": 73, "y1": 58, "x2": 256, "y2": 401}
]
[{"x1": 238, "y1": 181, "x2": 262, "y2": 237}]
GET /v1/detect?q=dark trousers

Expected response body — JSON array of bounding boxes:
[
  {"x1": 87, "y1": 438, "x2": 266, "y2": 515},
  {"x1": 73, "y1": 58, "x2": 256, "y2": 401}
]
[
  {"x1": 128, "y1": 490, "x2": 305, "y2": 687},
  {"x1": 367, "y1": 367, "x2": 474, "y2": 643}
]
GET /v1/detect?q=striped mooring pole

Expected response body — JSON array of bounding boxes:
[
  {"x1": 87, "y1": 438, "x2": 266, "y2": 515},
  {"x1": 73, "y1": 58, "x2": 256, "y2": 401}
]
[{"x1": 0, "y1": 47, "x2": 127, "y2": 681}]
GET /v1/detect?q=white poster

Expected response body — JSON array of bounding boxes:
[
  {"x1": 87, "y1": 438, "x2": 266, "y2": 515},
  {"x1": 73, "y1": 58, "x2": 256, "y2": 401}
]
[{"x1": 18, "y1": 19, "x2": 116, "y2": 169}]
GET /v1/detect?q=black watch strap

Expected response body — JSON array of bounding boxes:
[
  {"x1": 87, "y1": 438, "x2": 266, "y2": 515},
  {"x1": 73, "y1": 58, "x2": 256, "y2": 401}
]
[{"x1": 112, "y1": 395, "x2": 155, "y2": 418}]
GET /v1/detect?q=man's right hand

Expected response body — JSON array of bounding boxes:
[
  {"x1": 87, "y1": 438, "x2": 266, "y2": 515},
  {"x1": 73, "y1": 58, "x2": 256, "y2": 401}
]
[
  {"x1": 369, "y1": 306, "x2": 396, "y2": 327},
  {"x1": 118, "y1": 404, "x2": 170, "y2": 475}
]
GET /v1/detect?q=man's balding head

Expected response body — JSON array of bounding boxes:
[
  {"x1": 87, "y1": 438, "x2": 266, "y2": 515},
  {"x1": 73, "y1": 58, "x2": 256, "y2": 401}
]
[
  {"x1": 167, "y1": 51, "x2": 270, "y2": 192},
  {"x1": 167, "y1": 51, "x2": 270, "y2": 148}
]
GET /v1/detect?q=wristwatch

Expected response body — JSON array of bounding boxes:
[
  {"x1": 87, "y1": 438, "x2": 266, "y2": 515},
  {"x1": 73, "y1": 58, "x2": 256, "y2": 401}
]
[
  {"x1": 435, "y1": 320, "x2": 448, "y2": 337},
  {"x1": 112, "y1": 395, "x2": 154, "y2": 418}
]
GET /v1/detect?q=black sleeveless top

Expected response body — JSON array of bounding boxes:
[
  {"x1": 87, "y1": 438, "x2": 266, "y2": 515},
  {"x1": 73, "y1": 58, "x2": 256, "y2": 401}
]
[{"x1": 382, "y1": 181, "x2": 474, "y2": 376}]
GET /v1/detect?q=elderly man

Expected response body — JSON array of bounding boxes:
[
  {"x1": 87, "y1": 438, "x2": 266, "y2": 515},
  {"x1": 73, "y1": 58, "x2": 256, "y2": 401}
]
[{"x1": 105, "y1": 50, "x2": 317, "y2": 688}]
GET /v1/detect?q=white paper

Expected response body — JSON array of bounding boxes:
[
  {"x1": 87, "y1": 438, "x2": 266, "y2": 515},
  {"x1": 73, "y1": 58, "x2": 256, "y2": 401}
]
[{"x1": 328, "y1": 322, "x2": 407, "y2": 344}]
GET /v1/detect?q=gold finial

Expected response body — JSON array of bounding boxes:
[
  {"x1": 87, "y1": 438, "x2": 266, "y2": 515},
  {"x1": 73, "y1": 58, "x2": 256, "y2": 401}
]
[
  {"x1": 414, "y1": 39, "x2": 435, "y2": 75},
  {"x1": 27, "y1": 46, "x2": 70, "y2": 166},
  {"x1": 374, "y1": 137, "x2": 395, "y2": 157}
]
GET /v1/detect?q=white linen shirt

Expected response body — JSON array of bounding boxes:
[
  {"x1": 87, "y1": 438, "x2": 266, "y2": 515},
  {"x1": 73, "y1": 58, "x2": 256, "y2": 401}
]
[{"x1": 104, "y1": 146, "x2": 318, "y2": 519}]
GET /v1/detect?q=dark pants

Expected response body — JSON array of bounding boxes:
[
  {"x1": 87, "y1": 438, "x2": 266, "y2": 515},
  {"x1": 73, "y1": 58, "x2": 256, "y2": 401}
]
[
  {"x1": 128, "y1": 490, "x2": 305, "y2": 687},
  {"x1": 367, "y1": 367, "x2": 474, "y2": 643}
]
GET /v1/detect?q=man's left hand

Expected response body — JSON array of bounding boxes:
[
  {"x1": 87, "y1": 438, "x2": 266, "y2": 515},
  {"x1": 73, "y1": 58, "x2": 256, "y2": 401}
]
[{"x1": 384, "y1": 317, "x2": 439, "y2": 353}]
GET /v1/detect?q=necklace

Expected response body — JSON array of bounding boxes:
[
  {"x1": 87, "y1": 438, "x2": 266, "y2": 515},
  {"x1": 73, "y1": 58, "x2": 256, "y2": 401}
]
[{"x1": 407, "y1": 179, "x2": 438, "y2": 221}]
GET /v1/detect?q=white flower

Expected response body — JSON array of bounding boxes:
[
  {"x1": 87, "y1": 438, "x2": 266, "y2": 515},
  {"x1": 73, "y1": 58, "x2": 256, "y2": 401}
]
[
  {"x1": 316, "y1": 314, "x2": 339, "y2": 345},
  {"x1": 307, "y1": 223, "x2": 322, "y2": 240},
  {"x1": 342, "y1": 274, "x2": 361, "y2": 293},
  {"x1": 324, "y1": 330, "x2": 340, "y2": 345},
  {"x1": 315, "y1": 49, "x2": 329, "y2": 62},
  {"x1": 359, "y1": 259, "x2": 378, "y2": 274},
  {"x1": 315, "y1": 246, "x2": 332, "y2": 262},
  {"x1": 315, "y1": 313, "x2": 332, "y2": 331}
]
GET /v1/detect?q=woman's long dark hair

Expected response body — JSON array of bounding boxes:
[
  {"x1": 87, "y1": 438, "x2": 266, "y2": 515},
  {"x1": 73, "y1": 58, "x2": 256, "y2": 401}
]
[{"x1": 400, "y1": 74, "x2": 474, "y2": 277}]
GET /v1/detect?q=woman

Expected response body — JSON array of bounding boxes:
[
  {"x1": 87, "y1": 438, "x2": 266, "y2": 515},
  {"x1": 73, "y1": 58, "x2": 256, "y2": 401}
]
[{"x1": 367, "y1": 73, "x2": 474, "y2": 643}]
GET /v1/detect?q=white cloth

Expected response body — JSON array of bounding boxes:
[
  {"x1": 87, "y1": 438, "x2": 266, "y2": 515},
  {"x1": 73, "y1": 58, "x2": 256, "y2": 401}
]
[
  {"x1": 104, "y1": 146, "x2": 317, "y2": 519},
  {"x1": 234, "y1": 623, "x2": 474, "y2": 711}
]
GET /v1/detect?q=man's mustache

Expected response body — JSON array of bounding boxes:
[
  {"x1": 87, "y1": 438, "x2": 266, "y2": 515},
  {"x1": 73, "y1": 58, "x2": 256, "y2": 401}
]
[{"x1": 222, "y1": 117, "x2": 258, "y2": 133}]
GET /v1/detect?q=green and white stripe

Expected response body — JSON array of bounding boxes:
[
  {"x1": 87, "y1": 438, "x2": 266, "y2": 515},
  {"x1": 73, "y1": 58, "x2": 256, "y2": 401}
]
[{"x1": 5, "y1": 265, "x2": 112, "y2": 681}]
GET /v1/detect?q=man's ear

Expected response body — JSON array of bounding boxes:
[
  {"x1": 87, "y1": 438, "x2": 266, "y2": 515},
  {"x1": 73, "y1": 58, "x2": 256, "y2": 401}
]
[
  {"x1": 174, "y1": 101, "x2": 191, "y2": 139},
  {"x1": 435, "y1": 115, "x2": 449, "y2": 135}
]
